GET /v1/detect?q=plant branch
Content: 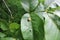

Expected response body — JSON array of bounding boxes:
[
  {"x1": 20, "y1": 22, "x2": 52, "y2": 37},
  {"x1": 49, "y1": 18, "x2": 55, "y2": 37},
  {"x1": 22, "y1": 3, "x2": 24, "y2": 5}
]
[{"x1": 2, "y1": 0, "x2": 13, "y2": 19}]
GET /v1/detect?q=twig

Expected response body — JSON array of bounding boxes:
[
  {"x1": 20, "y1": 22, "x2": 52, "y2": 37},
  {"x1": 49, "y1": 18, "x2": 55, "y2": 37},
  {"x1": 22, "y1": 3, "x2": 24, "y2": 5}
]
[{"x1": 2, "y1": 0, "x2": 13, "y2": 18}]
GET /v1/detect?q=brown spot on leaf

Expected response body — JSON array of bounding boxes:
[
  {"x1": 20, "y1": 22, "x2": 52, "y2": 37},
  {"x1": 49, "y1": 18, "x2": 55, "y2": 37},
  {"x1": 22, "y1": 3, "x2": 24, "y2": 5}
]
[{"x1": 27, "y1": 17, "x2": 31, "y2": 22}]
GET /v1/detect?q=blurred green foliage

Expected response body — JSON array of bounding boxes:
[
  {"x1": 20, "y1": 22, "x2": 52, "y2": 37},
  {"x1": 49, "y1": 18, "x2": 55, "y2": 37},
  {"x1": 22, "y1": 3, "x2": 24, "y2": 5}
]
[{"x1": 0, "y1": 0, "x2": 60, "y2": 40}]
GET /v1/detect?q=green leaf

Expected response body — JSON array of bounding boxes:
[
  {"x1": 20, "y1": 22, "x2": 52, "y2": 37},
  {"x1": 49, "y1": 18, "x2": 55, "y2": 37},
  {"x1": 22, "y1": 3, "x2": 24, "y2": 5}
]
[
  {"x1": 38, "y1": 0, "x2": 44, "y2": 4},
  {"x1": 21, "y1": 13, "x2": 44, "y2": 40},
  {"x1": 35, "y1": 3, "x2": 45, "y2": 12},
  {"x1": 21, "y1": 0, "x2": 38, "y2": 12},
  {"x1": 21, "y1": 13, "x2": 33, "y2": 40},
  {"x1": 0, "y1": 37, "x2": 16, "y2": 40},
  {"x1": 45, "y1": 0, "x2": 55, "y2": 6},
  {"x1": 0, "y1": 32, "x2": 6, "y2": 38},
  {"x1": 48, "y1": 13, "x2": 60, "y2": 30},
  {"x1": 53, "y1": 10, "x2": 60, "y2": 17},
  {"x1": 55, "y1": 0, "x2": 60, "y2": 6},
  {"x1": 30, "y1": 13, "x2": 44, "y2": 40},
  {"x1": 44, "y1": 13, "x2": 60, "y2": 40},
  {"x1": 44, "y1": 0, "x2": 60, "y2": 11},
  {"x1": 0, "y1": 22, "x2": 8, "y2": 31},
  {"x1": 35, "y1": 12, "x2": 45, "y2": 22},
  {"x1": 49, "y1": 3, "x2": 57, "y2": 8},
  {"x1": 9, "y1": 23, "x2": 20, "y2": 32},
  {"x1": 9, "y1": 23, "x2": 20, "y2": 30}
]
